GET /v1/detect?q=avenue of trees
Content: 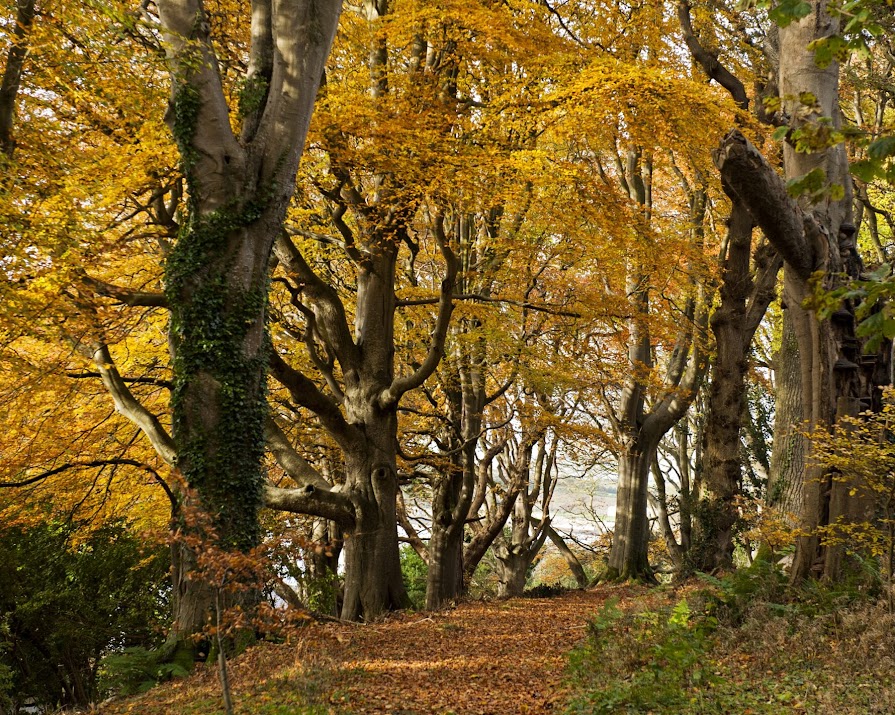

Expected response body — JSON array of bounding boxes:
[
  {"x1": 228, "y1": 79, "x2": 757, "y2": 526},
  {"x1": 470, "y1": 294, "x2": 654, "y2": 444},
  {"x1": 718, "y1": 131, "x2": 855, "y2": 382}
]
[{"x1": 1, "y1": 0, "x2": 894, "y2": 709}]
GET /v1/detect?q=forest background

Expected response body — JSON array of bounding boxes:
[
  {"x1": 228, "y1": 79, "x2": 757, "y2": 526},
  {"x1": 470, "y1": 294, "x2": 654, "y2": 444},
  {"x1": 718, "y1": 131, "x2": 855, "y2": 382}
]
[{"x1": 0, "y1": 0, "x2": 894, "y2": 712}]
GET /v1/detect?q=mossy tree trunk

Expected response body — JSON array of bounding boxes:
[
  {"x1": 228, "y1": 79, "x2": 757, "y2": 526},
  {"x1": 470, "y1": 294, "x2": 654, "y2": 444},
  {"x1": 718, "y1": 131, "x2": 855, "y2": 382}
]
[
  {"x1": 155, "y1": 0, "x2": 343, "y2": 641},
  {"x1": 716, "y1": 10, "x2": 889, "y2": 579},
  {"x1": 692, "y1": 206, "x2": 781, "y2": 572}
]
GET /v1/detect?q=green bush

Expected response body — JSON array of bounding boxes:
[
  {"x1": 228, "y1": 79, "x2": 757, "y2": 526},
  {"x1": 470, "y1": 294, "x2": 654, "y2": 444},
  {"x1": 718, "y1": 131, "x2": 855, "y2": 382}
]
[
  {"x1": 400, "y1": 545, "x2": 428, "y2": 609},
  {"x1": 567, "y1": 597, "x2": 716, "y2": 714},
  {"x1": 0, "y1": 519, "x2": 170, "y2": 710}
]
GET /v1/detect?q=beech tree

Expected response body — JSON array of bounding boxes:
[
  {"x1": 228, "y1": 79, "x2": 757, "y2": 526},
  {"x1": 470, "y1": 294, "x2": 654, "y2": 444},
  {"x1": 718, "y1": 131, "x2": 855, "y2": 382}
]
[{"x1": 1, "y1": 0, "x2": 345, "y2": 643}]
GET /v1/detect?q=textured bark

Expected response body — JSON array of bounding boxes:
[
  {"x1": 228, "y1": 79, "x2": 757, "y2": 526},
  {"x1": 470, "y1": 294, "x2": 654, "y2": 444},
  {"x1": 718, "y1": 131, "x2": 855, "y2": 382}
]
[
  {"x1": 767, "y1": 313, "x2": 805, "y2": 522},
  {"x1": 716, "y1": 1, "x2": 888, "y2": 582},
  {"x1": 0, "y1": 0, "x2": 36, "y2": 158},
  {"x1": 693, "y1": 206, "x2": 782, "y2": 571},
  {"x1": 493, "y1": 548, "x2": 530, "y2": 597},
  {"x1": 154, "y1": 0, "x2": 343, "y2": 640},
  {"x1": 608, "y1": 445, "x2": 657, "y2": 580}
]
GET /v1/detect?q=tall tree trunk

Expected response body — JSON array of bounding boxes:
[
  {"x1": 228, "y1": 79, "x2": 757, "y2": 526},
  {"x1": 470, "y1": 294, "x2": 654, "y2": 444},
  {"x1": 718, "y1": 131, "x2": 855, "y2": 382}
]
[
  {"x1": 341, "y1": 462, "x2": 409, "y2": 620},
  {"x1": 693, "y1": 207, "x2": 781, "y2": 571},
  {"x1": 425, "y1": 517, "x2": 465, "y2": 608},
  {"x1": 0, "y1": 0, "x2": 36, "y2": 158},
  {"x1": 715, "y1": 20, "x2": 890, "y2": 580},
  {"x1": 156, "y1": 0, "x2": 343, "y2": 641}
]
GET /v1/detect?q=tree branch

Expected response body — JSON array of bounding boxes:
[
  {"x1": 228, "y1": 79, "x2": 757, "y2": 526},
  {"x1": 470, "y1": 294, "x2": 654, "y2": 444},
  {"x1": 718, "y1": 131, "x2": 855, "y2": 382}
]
[
  {"x1": 715, "y1": 130, "x2": 815, "y2": 280},
  {"x1": 264, "y1": 416, "x2": 330, "y2": 489},
  {"x1": 262, "y1": 483, "x2": 355, "y2": 528},
  {"x1": 82, "y1": 275, "x2": 168, "y2": 308},
  {"x1": 269, "y1": 352, "x2": 360, "y2": 450},
  {"x1": 396, "y1": 292, "x2": 583, "y2": 318},
  {"x1": 378, "y1": 212, "x2": 458, "y2": 407},
  {"x1": 273, "y1": 232, "x2": 361, "y2": 376},
  {"x1": 677, "y1": 0, "x2": 749, "y2": 111},
  {"x1": 86, "y1": 342, "x2": 178, "y2": 467},
  {"x1": 65, "y1": 371, "x2": 172, "y2": 389}
]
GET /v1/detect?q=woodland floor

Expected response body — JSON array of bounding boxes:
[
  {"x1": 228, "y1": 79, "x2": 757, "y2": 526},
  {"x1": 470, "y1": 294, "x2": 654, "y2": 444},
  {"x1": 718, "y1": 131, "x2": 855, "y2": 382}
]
[{"x1": 102, "y1": 584, "x2": 642, "y2": 715}]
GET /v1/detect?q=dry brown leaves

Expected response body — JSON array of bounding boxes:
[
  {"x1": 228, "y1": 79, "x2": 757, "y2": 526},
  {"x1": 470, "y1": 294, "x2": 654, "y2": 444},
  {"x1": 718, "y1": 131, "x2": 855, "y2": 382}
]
[{"x1": 102, "y1": 585, "x2": 642, "y2": 715}]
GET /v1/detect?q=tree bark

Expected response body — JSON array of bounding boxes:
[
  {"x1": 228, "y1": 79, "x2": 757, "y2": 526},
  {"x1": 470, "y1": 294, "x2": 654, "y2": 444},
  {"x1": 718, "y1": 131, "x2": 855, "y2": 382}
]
[
  {"x1": 608, "y1": 442, "x2": 657, "y2": 580},
  {"x1": 155, "y1": 0, "x2": 343, "y2": 640},
  {"x1": 767, "y1": 312, "x2": 805, "y2": 522},
  {"x1": 0, "y1": 0, "x2": 36, "y2": 158},
  {"x1": 715, "y1": 3, "x2": 890, "y2": 577},
  {"x1": 693, "y1": 206, "x2": 782, "y2": 571},
  {"x1": 545, "y1": 524, "x2": 589, "y2": 588}
]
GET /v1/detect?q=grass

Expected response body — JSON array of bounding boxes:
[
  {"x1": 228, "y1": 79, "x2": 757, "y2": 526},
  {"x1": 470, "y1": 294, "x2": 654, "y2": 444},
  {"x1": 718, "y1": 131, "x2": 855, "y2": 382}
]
[{"x1": 564, "y1": 564, "x2": 895, "y2": 714}]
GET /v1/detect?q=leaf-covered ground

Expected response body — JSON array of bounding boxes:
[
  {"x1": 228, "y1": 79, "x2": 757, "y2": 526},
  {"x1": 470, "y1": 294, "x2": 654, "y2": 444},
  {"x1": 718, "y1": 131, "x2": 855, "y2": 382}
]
[
  {"x1": 102, "y1": 585, "x2": 640, "y2": 715},
  {"x1": 100, "y1": 582, "x2": 895, "y2": 714}
]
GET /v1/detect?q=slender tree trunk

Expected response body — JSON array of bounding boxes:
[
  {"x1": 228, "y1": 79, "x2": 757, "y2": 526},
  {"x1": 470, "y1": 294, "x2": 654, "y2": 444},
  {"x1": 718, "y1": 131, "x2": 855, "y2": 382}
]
[
  {"x1": 768, "y1": 311, "x2": 805, "y2": 522},
  {"x1": 694, "y1": 205, "x2": 781, "y2": 571},
  {"x1": 545, "y1": 525, "x2": 589, "y2": 588},
  {"x1": 0, "y1": 0, "x2": 36, "y2": 158}
]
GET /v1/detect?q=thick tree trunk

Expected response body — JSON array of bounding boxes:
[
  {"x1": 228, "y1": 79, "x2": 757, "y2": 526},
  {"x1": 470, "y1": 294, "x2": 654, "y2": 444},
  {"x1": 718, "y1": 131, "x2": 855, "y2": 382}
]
[
  {"x1": 425, "y1": 523, "x2": 464, "y2": 609},
  {"x1": 607, "y1": 444, "x2": 656, "y2": 581},
  {"x1": 339, "y1": 376, "x2": 412, "y2": 620},
  {"x1": 341, "y1": 462, "x2": 409, "y2": 620},
  {"x1": 493, "y1": 546, "x2": 530, "y2": 597},
  {"x1": 156, "y1": 0, "x2": 343, "y2": 643}
]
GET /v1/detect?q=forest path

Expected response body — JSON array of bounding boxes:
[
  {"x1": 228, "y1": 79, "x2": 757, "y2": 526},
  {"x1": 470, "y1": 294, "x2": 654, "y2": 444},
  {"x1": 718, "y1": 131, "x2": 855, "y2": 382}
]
[
  {"x1": 285, "y1": 584, "x2": 639, "y2": 714},
  {"x1": 106, "y1": 584, "x2": 644, "y2": 715}
]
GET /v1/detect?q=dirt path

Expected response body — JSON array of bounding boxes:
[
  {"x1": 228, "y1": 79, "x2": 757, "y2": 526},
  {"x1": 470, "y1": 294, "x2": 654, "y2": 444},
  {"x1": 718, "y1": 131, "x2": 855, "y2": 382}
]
[
  {"x1": 292, "y1": 585, "x2": 637, "y2": 714},
  {"x1": 105, "y1": 585, "x2": 641, "y2": 715}
]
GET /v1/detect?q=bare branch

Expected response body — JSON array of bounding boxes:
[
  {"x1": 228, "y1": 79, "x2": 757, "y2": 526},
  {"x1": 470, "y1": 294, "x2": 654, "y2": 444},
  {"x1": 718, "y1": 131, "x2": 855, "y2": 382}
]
[
  {"x1": 269, "y1": 352, "x2": 360, "y2": 450},
  {"x1": 65, "y1": 371, "x2": 172, "y2": 389},
  {"x1": 263, "y1": 483, "x2": 355, "y2": 528},
  {"x1": 264, "y1": 417, "x2": 330, "y2": 489},
  {"x1": 83, "y1": 275, "x2": 168, "y2": 308},
  {"x1": 87, "y1": 342, "x2": 177, "y2": 467},
  {"x1": 677, "y1": 0, "x2": 749, "y2": 111},
  {"x1": 378, "y1": 212, "x2": 458, "y2": 407},
  {"x1": 396, "y1": 292, "x2": 583, "y2": 318}
]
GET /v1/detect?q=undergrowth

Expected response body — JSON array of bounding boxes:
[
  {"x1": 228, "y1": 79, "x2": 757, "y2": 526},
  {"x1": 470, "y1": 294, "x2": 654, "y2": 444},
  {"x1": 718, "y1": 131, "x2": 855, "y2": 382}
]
[{"x1": 566, "y1": 561, "x2": 895, "y2": 714}]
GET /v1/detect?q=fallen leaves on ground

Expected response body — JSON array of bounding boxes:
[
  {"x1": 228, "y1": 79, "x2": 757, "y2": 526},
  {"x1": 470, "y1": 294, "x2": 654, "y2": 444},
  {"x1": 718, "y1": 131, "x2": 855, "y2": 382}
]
[{"x1": 102, "y1": 585, "x2": 642, "y2": 715}]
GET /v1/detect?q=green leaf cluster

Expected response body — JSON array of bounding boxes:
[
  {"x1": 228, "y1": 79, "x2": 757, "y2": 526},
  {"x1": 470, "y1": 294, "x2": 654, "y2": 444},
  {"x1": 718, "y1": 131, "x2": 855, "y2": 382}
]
[{"x1": 0, "y1": 520, "x2": 170, "y2": 710}]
